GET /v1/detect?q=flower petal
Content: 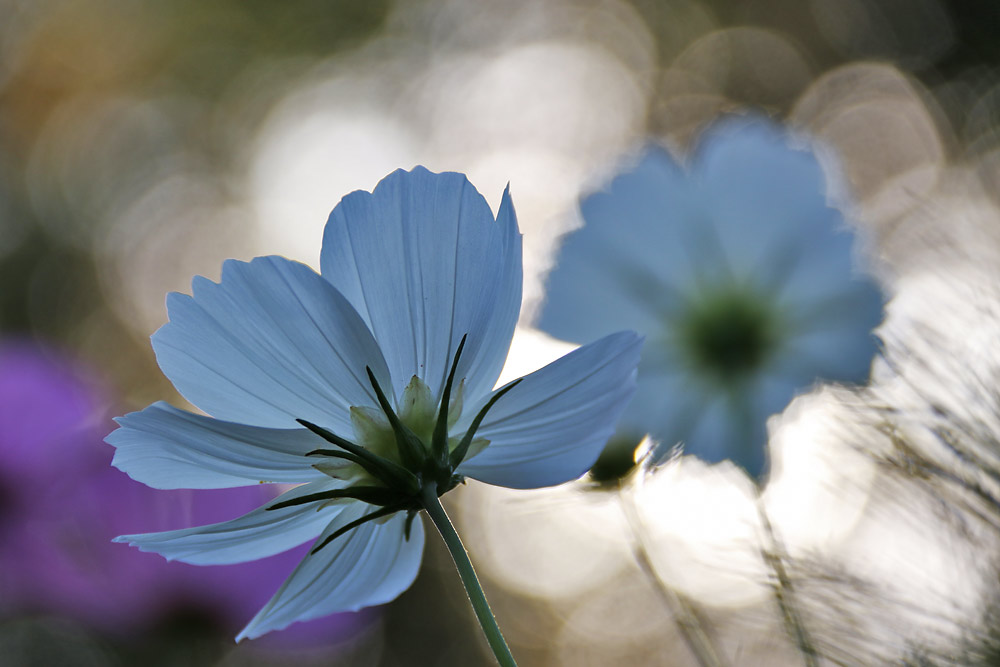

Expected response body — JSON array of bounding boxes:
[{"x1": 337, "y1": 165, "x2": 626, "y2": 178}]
[
  {"x1": 676, "y1": 394, "x2": 741, "y2": 464},
  {"x1": 236, "y1": 505, "x2": 425, "y2": 640},
  {"x1": 113, "y1": 480, "x2": 346, "y2": 565},
  {"x1": 458, "y1": 331, "x2": 642, "y2": 489},
  {"x1": 462, "y1": 186, "x2": 523, "y2": 403},
  {"x1": 320, "y1": 168, "x2": 522, "y2": 401},
  {"x1": 780, "y1": 315, "x2": 882, "y2": 383},
  {"x1": 626, "y1": 368, "x2": 697, "y2": 446},
  {"x1": 672, "y1": 374, "x2": 797, "y2": 478},
  {"x1": 538, "y1": 148, "x2": 701, "y2": 345},
  {"x1": 152, "y1": 256, "x2": 391, "y2": 430},
  {"x1": 694, "y1": 117, "x2": 847, "y2": 284},
  {"x1": 771, "y1": 219, "x2": 867, "y2": 307},
  {"x1": 108, "y1": 402, "x2": 328, "y2": 490}
]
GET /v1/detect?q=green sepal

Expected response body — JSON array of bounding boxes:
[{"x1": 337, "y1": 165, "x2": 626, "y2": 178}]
[
  {"x1": 433, "y1": 334, "x2": 467, "y2": 467},
  {"x1": 310, "y1": 457, "x2": 355, "y2": 481},
  {"x1": 266, "y1": 485, "x2": 405, "y2": 511},
  {"x1": 311, "y1": 503, "x2": 409, "y2": 555},
  {"x1": 365, "y1": 367, "x2": 428, "y2": 471},
  {"x1": 449, "y1": 378, "x2": 522, "y2": 468},
  {"x1": 297, "y1": 419, "x2": 420, "y2": 494},
  {"x1": 306, "y1": 448, "x2": 366, "y2": 467}
]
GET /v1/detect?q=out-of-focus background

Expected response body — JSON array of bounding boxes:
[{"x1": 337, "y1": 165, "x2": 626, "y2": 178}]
[{"x1": 4, "y1": 0, "x2": 1000, "y2": 665}]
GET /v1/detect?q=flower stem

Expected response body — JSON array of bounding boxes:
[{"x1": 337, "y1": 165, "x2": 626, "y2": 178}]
[
  {"x1": 618, "y1": 487, "x2": 727, "y2": 667},
  {"x1": 756, "y1": 502, "x2": 820, "y2": 667},
  {"x1": 420, "y1": 483, "x2": 517, "y2": 667}
]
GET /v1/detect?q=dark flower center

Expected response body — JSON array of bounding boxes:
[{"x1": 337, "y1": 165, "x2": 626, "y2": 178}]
[{"x1": 678, "y1": 290, "x2": 779, "y2": 382}]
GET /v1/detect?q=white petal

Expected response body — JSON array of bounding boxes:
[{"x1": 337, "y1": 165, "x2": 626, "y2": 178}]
[
  {"x1": 114, "y1": 480, "x2": 346, "y2": 565},
  {"x1": 674, "y1": 374, "x2": 796, "y2": 478},
  {"x1": 462, "y1": 187, "x2": 523, "y2": 403},
  {"x1": 694, "y1": 117, "x2": 846, "y2": 283},
  {"x1": 153, "y1": 256, "x2": 391, "y2": 430},
  {"x1": 458, "y1": 331, "x2": 642, "y2": 489},
  {"x1": 538, "y1": 148, "x2": 700, "y2": 344},
  {"x1": 779, "y1": 313, "x2": 881, "y2": 382},
  {"x1": 681, "y1": 392, "x2": 768, "y2": 477},
  {"x1": 620, "y1": 365, "x2": 690, "y2": 443},
  {"x1": 771, "y1": 223, "x2": 863, "y2": 306},
  {"x1": 677, "y1": 393, "x2": 734, "y2": 463},
  {"x1": 237, "y1": 504, "x2": 425, "y2": 640},
  {"x1": 108, "y1": 402, "x2": 328, "y2": 489},
  {"x1": 320, "y1": 168, "x2": 521, "y2": 401}
]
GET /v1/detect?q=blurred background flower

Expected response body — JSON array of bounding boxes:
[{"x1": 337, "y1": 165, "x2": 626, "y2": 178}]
[
  {"x1": 0, "y1": 339, "x2": 375, "y2": 664},
  {"x1": 537, "y1": 116, "x2": 884, "y2": 479},
  {"x1": 4, "y1": 0, "x2": 1000, "y2": 664}
]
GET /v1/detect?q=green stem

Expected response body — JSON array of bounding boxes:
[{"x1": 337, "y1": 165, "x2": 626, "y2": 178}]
[
  {"x1": 756, "y1": 502, "x2": 820, "y2": 667},
  {"x1": 420, "y1": 483, "x2": 518, "y2": 667}
]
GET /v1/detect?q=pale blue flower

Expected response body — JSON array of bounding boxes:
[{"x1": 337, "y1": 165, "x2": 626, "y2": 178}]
[
  {"x1": 539, "y1": 117, "x2": 883, "y2": 479},
  {"x1": 109, "y1": 167, "x2": 641, "y2": 640}
]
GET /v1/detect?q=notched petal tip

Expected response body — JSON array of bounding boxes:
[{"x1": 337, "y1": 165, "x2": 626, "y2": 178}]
[
  {"x1": 160, "y1": 290, "x2": 194, "y2": 321},
  {"x1": 111, "y1": 534, "x2": 177, "y2": 562},
  {"x1": 188, "y1": 273, "x2": 219, "y2": 299}
]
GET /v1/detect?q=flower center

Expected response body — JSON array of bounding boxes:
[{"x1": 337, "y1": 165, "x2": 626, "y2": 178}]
[
  {"x1": 272, "y1": 335, "x2": 522, "y2": 553},
  {"x1": 346, "y1": 373, "x2": 483, "y2": 484},
  {"x1": 676, "y1": 289, "x2": 779, "y2": 383}
]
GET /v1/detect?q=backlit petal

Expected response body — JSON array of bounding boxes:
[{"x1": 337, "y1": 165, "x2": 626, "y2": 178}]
[
  {"x1": 108, "y1": 402, "x2": 328, "y2": 489},
  {"x1": 320, "y1": 168, "x2": 521, "y2": 401},
  {"x1": 113, "y1": 480, "x2": 346, "y2": 565},
  {"x1": 538, "y1": 148, "x2": 699, "y2": 344},
  {"x1": 236, "y1": 505, "x2": 425, "y2": 640},
  {"x1": 694, "y1": 118, "x2": 845, "y2": 284},
  {"x1": 153, "y1": 256, "x2": 390, "y2": 430},
  {"x1": 458, "y1": 331, "x2": 642, "y2": 489}
]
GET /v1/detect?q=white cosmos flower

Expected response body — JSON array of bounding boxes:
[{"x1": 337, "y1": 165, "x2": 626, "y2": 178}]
[
  {"x1": 108, "y1": 167, "x2": 642, "y2": 639},
  {"x1": 538, "y1": 117, "x2": 883, "y2": 478}
]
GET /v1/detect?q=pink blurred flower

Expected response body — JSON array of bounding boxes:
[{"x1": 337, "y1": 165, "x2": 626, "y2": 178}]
[{"x1": 0, "y1": 339, "x2": 371, "y2": 644}]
